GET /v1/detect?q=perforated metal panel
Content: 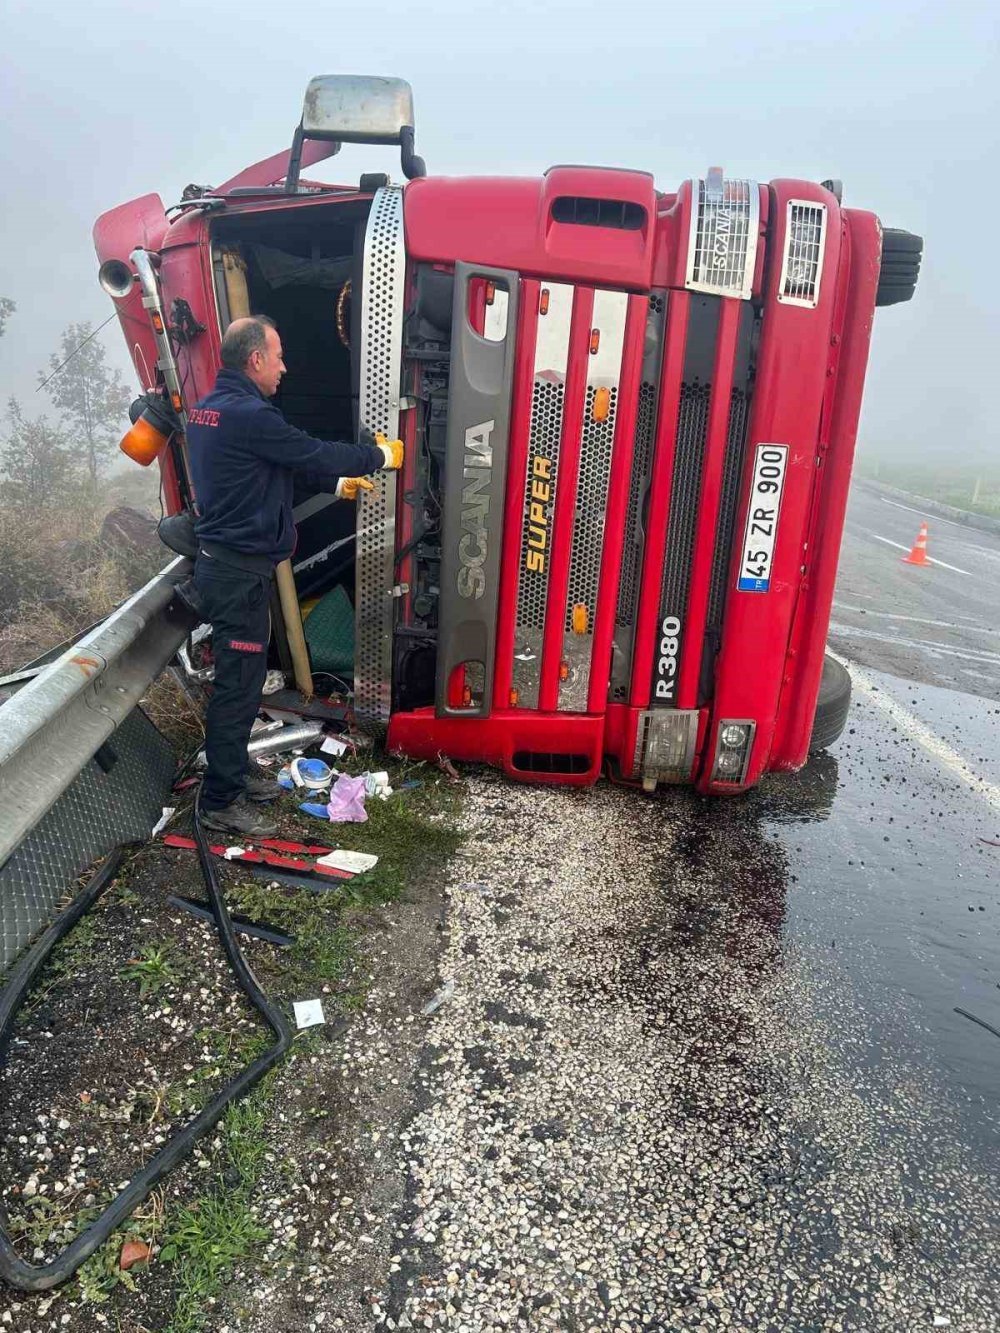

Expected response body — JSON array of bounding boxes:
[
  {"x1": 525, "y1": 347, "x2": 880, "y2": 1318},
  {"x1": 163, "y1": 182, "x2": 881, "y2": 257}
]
[
  {"x1": 559, "y1": 289, "x2": 628, "y2": 712},
  {"x1": 685, "y1": 173, "x2": 760, "y2": 301},
  {"x1": 0, "y1": 708, "x2": 174, "y2": 972},
  {"x1": 778, "y1": 200, "x2": 828, "y2": 308},
  {"x1": 354, "y1": 186, "x2": 406, "y2": 728},
  {"x1": 511, "y1": 283, "x2": 573, "y2": 709}
]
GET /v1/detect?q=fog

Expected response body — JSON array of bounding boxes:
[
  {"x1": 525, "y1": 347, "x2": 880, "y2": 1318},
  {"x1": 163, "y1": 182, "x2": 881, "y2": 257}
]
[{"x1": 1, "y1": 0, "x2": 996, "y2": 467}]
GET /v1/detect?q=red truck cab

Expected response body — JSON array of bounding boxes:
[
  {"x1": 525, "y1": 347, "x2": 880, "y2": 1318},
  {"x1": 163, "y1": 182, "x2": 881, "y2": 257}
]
[{"x1": 94, "y1": 75, "x2": 921, "y2": 794}]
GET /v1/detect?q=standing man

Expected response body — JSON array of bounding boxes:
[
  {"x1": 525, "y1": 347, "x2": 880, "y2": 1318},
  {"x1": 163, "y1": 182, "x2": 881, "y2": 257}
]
[{"x1": 187, "y1": 314, "x2": 402, "y2": 837}]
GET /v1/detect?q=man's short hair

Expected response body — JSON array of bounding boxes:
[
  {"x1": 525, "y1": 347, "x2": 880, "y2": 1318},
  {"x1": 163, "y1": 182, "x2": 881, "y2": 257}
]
[{"x1": 220, "y1": 315, "x2": 277, "y2": 371}]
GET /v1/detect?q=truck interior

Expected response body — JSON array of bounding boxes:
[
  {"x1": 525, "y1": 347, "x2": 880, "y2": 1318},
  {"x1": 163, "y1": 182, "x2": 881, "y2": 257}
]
[{"x1": 209, "y1": 200, "x2": 376, "y2": 689}]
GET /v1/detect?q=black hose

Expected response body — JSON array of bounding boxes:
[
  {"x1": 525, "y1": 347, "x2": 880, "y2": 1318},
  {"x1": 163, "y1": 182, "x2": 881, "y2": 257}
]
[{"x1": 0, "y1": 796, "x2": 292, "y2": 1292}]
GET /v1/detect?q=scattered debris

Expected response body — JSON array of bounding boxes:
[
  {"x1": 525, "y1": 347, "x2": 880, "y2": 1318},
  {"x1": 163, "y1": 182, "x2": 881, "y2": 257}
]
[
  {"x1": 161, "y1": 833, "x2": 352, "y2": 880},
  {"x1": 118, "y1": 1238, "x2": 152, "y2": 1272},
  {"x1": 436, "y1": 751, "x2": 461, "y2": 782},
  {"x1": 361, "y1": 769, "x2": 393, "y2": 799},
  {"x1": 299, "y1": 801, "x2": 333, "y2": 820},
  {"x1": 293, "y1": 998, "x2": 326, "y2": 1030},
  {"x1": 290, "y1": 756, "x2": 335, "y2": 790},
  {"x1": 247, "y1": 720, "x2": 325, "y2": 759},
  {"x1": 261, "y1": 669, "x2": 286, "y2": 695},
  {"x1": 315, "y1": 849, "x2": 379, "y2": 875},
  {"x1": 326, "y1": 774, "x2": 369, "y2": 823},
  {"x1": 150, "y1": 806, "x2": 176, "y2": 837},
  {"x1": 320, "y1": 734, "x2": 349, "y2": 757},
  {"x1": 421, "y1": 978, "x2": 455, "y2": 1015}
]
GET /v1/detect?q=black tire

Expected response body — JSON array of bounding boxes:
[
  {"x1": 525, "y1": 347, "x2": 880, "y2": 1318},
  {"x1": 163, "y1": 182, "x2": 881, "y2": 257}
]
[
  {"x1": 809, "y1": 655, "x2": 852, "y2": 753},
  {"x1": 876, "y1": 228, "x2": 922, "y2": 307}
]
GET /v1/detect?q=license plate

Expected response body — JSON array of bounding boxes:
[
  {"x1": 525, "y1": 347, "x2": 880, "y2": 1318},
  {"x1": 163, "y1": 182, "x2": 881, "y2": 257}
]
[{"x1": 737, "y1": 444, "x2": 788, "y2": 593}]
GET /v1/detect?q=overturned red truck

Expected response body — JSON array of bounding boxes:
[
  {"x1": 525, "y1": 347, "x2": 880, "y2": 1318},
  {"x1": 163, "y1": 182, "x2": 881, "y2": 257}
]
[{"x1": 94, "y1": 75, "x2": 921, "y2": 794}]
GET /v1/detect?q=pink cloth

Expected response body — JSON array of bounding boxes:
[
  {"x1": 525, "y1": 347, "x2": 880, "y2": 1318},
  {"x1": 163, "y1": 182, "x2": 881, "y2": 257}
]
[{"x1": 326, "y1": 773, "x2": 368, "y2": 823}]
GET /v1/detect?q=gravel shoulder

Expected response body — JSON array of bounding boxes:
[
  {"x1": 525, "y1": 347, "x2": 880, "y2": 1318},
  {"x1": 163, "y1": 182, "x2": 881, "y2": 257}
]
[{"x1": 2, "y1": 741, "x2": 998, "y2": 1331}]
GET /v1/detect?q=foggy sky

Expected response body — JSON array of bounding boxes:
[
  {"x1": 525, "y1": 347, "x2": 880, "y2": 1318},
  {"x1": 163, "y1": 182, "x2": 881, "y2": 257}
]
[{"x1": 1, "y1": 0, "x2": 996, "y2": 466}]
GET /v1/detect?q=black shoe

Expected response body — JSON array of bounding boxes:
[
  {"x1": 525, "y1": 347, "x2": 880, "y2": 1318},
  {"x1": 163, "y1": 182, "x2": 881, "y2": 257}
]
[
  {"x1": 244, "y1": 773, "x2": 283, "y2": 803},
  {"x1": 200, "y1": 798, "x2": 278, "y2": 838}
]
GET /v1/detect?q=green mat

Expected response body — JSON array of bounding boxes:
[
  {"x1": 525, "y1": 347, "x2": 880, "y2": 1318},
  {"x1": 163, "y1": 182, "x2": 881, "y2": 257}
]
[{"x1": 302, "y1": 583, "x2": 355, "y2": 675}]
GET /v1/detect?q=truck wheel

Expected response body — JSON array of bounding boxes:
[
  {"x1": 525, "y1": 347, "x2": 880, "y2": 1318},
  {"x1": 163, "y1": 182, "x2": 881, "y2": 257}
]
[
  {"x1": 809, "y1": 655, "x2": 852, "y2": 753},
  {"x1": 876, "y1": 228, "x2": 922, "y2": 307}
]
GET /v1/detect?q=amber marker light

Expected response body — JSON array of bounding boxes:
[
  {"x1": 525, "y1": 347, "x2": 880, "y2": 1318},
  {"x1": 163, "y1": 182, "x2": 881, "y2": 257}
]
[
  {"x1": 571, "y1": 603, "x2": 589, "y2": 635},
  {"x1": 592, "y1": 386, "x2": 611, "y2": 421},
  {"x1": 539, "y1": 289, "x2": 550, "y2": 315},
  {"x1": 119, "y1": 393, "x2": 178, "y2": 467}
]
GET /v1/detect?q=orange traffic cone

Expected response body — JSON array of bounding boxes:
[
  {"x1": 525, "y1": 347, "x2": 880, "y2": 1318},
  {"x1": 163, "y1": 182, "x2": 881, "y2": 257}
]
[{"x1": 902, "y1": 522, "x2": 930, "y2": 566}]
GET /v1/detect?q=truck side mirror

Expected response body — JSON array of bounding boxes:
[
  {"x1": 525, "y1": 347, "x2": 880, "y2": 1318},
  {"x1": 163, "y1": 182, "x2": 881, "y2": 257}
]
[{"x1": 285, "y1": 75, "x2": 426, "y2": 192}]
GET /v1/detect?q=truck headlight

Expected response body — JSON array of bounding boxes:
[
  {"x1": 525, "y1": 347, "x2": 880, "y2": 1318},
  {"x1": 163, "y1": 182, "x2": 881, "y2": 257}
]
[{"x1": 711, "y1": 720, "x2": 756, "y2": 785}]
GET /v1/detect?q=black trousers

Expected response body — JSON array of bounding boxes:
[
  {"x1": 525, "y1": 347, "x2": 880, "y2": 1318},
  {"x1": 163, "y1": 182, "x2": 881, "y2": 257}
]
[{"x1": 195, "y1": 553, "x2": 271, "y2": 810}]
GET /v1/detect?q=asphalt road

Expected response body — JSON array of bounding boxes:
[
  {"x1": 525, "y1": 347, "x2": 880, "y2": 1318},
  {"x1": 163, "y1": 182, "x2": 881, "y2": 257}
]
[
  {"x1": 831, "y1": 482, "x2": 1000, "y2": 700},
  {"x1": 380, "y1": 479, "x2": 1000, "y2": 1332}
]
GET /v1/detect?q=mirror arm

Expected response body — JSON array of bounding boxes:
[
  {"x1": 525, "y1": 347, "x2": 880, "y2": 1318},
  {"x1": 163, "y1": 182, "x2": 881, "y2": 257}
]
[{"x1": 400, "y1": 126, "x2": 426, "y2": 180}]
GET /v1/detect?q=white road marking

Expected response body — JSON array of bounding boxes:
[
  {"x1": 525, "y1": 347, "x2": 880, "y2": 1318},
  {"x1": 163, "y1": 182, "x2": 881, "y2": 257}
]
[
  {"x1": 871, "y1": 534, "x2": 973, "y2": 576},
  {"x1": 829, "y1": 650, "x2": 1000, "y2": 816},
  {"x1": 833, "y1": 601, "x2": 996, "y2": 634},
  {"x1": 828, "y1": 622, "x2": 1000, "y2": 666},
  {"x1": 878, "y1": 495, "x2": 972, "y2": 532}
]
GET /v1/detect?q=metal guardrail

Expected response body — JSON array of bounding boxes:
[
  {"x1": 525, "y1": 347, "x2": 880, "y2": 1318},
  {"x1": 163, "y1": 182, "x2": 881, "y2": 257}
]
[{"x1": 0, "y1": 557, "x2": 192, "y2": 870}]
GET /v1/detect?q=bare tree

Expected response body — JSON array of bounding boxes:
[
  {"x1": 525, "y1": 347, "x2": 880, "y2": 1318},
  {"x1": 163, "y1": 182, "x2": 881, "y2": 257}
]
[
  {"x1": 0, "y1": 398, "x2": 78, "y2": 509},
  {"x1": 39, "y1": 322, "x2": 131, "y2": 488}
]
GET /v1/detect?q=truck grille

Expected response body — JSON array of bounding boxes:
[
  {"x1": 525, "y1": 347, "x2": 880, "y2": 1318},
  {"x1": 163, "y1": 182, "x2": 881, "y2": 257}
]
[
  {"x1": 615, "y1": 378, "x2": 657, "y2": 630},
  {"x1": 778, "y1": 200, "x2": 828, "y2": 308},
  {"x1": 705, "y1": 386, "x2": 751, "y2": 638},
  {"x1": 659, "y1": 381, "x2": 711, "y2": 630},
  {"x1": 511, "y1": 282, "x2": 573, "y2": 708},
  {"x1": 558, "y1": 288, "x2": 629, "y2": 711},
  {"x1": 685, "y1": 173, "x2": 760, "y2": 301},
  {"x1": 517, "y1": 380, "x2": 564, "y2": 632}
]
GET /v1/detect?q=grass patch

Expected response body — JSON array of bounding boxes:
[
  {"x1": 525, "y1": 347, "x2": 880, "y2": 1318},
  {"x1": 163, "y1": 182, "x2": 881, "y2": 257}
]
[
  {"x1": 121, "y1": 943, "x2": 181, "y2": 998},
  {"x1": 160, "y1": 1080, "x2": 276, "y2": 1333}
]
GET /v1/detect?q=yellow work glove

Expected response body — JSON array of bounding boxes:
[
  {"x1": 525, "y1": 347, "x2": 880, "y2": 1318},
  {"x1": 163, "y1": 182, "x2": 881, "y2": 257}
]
[
  {"x1": 335, "y1": 476, "x2": 375, "y2": 501},
  {"x1": 375, "y1": 431, "x2": 404, "y2": 469}
]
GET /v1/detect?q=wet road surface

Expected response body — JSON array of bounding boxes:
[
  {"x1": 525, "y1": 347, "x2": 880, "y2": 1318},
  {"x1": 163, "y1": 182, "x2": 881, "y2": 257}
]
[
  {"x1": 831, "y1": 482, "x2": 1000, "y2": 700},
  {"x1": 382, "y1": 485, "x2": 1000, "y2": 1330}
]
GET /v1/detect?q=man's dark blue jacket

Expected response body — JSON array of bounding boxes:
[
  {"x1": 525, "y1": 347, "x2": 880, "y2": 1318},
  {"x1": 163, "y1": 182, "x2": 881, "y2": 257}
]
[{"x1": 187, "y1": 369, "x2": 384, "y2": 564}]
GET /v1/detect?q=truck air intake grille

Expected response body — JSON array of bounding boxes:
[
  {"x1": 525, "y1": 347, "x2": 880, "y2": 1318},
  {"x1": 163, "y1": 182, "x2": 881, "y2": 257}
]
[
  {"x1": 685, "y1": 172, "x2": 759, "y2": 301},
  {"x1": 705, "y1": 386, "x2": 752, "y2": 635},
  {"x1": 658, "y1": 382, "x2": 711, "y2": 624},
  {"x1": 615, "y1": 379, "x2": 657, "y2": 629},
  {"x1": 551, "y1": 196, "x2": 646, "y2": 230},
  {"x1": 777, "y1": 201, "x2": 828, "y2": 308}
]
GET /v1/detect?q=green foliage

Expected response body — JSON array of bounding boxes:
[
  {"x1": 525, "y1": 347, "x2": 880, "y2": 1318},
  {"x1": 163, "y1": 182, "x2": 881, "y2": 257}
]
[
  {"x1": 160, "y1": 1081, "x2": 275, "y2": 1333},
  {"x1": 121, "y1": 944, "x2": 181, "y2": 998},
  {"x1": 38, "y1": 321, "x2": 131, "y2": 488},
  {"x1": 0, "y1": 397, "x2": 77, "y2": 509}
]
